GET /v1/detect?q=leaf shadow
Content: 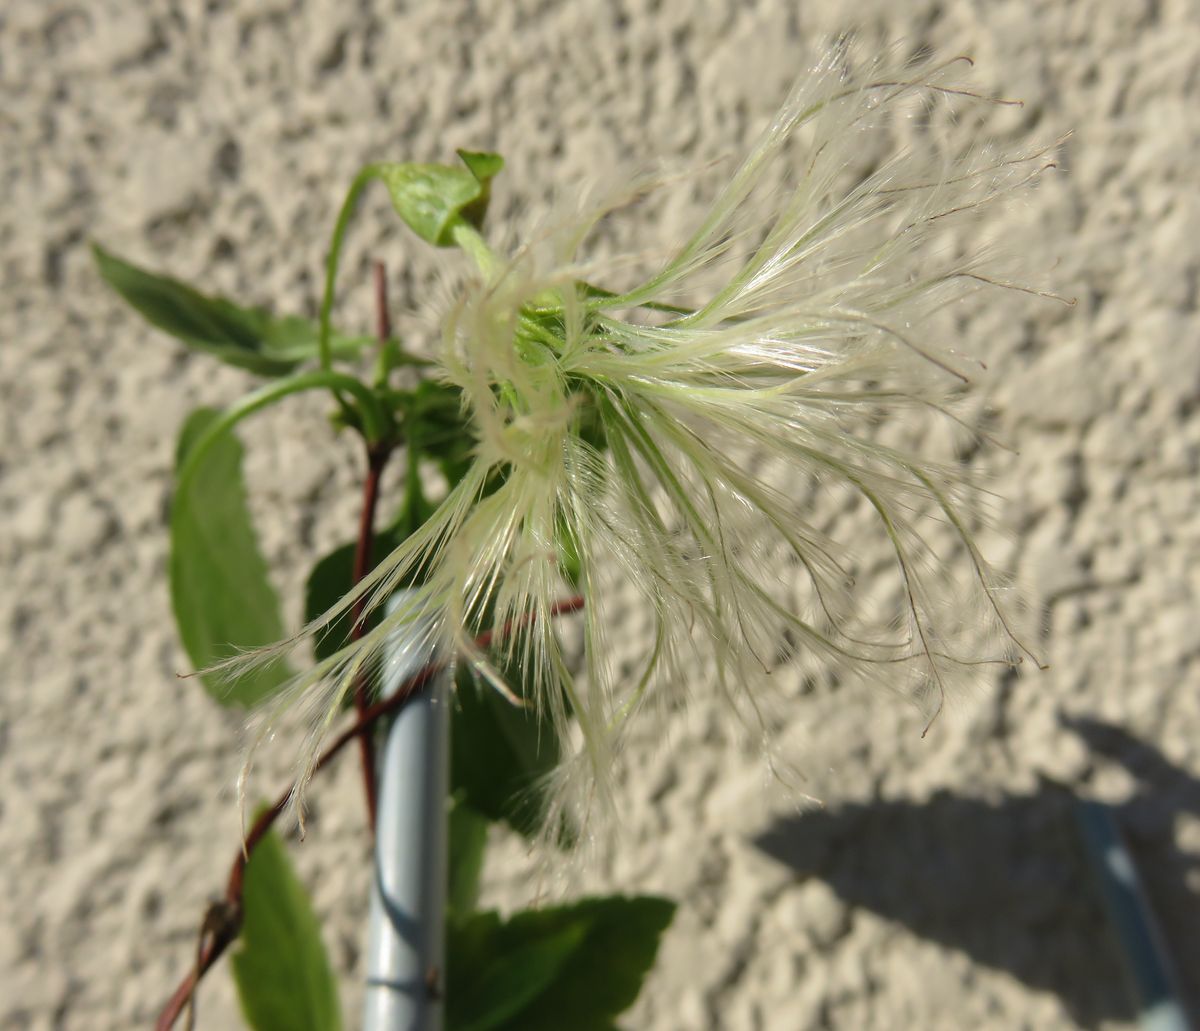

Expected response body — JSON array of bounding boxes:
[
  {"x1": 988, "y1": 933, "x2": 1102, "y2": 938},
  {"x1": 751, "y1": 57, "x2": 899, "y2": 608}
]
[{"x1": 753, "y1": 717, "x2": 1200, "y2": 1028}]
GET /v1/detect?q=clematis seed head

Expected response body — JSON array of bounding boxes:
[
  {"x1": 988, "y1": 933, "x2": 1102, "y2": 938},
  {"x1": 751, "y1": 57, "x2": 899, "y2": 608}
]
[{"x1": 233, "y1": 39, "x2": 1063, "y2": 834}]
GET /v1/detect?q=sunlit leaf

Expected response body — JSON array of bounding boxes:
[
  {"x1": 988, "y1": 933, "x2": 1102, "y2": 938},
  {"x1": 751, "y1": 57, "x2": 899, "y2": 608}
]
[
  {"x1": 231, "y1": 828, "x2": 342, "y2": 1031},
  {"x1": 376, "y1": 150, "x2": 504, "y2": 247},
  {"x1": 302, "y1": 479, "x2": 434, "y2": 663},
  {"x1": 94, "y1": 243, "x2": 373, "y2": 374},
  {"x1": 503, "y1": 896, "x2": 675, "y2": 1031},
  {"x1": 445, "y1": 896, "x2": 675, "y2": 1031},
  {"x1": 171, "y1": 408, "x2": 292, "y2": 706},
  {"x1": 446, "y1": 913, "x2": 586, "y2": 1031}
]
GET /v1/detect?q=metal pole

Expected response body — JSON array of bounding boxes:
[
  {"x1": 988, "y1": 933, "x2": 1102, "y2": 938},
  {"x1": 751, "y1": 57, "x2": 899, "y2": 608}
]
[
  {"x1": 363, "y1": 594, "x2": 448, "y2": 1031},
  {"x1": 1076, "y1": 801, "x2": 1193, "y2": 1031}
]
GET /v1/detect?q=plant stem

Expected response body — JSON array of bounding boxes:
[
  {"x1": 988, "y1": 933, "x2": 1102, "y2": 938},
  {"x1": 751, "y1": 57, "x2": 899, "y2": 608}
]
[
  {"x1": 373, "y1": 260, "x2": 392, "y2": 352},
  {"x1": 154, "y1": 662, "x2": 442, "y2": 1031},
  {"x1": 350, "y1": 261, "x2": 396, "y2": 832},
  {"x1": 449, "y1": 221, "x2": 499, "y2": 278},
  {"x1": 350, "y1": 443, "x2": 390, "y2": 832},
  {"x1": 153, "y1": 596, "x2": 585, "y2": 1031},
  {"x1": 319, "y1": 165, "x2": 381, "y2": 372},
  {"x1": 175, "y1": 370, "x2": 390, "y2": 498}
]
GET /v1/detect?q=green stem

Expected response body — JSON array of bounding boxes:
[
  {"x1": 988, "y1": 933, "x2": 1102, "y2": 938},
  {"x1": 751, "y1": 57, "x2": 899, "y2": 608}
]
[
  {"x1": 319, "y1": 165, "x2": 383, "y2": 371},
  {"x1": 449, "y1": 221, "x2": 499, "y2": 279},
  {"x1": 177, "y1": 370, "x2": 389, "y2": 493}
]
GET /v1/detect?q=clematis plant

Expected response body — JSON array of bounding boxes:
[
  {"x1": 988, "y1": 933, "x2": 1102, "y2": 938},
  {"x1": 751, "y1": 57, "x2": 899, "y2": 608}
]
[{"x1": 97, "y1": 39, "x2": 1061, "y2": 1031}]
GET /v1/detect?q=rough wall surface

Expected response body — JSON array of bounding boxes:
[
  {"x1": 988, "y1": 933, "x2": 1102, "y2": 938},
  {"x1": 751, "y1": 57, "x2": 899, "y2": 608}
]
[{"x1": 2, "y1": 0, "x2": 1198, "y2": 1028}]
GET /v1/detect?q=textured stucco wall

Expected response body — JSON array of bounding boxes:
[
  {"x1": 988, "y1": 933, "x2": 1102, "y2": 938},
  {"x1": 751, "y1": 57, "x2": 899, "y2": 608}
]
[{"x1": 3, "y1": 1, "x2": 1199, "y2": 1028}]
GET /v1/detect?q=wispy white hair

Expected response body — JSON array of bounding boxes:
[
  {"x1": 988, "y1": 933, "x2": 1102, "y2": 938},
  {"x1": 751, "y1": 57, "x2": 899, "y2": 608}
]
[{"x1": 228, "y1": 39, "x2": 1063, "y2": 833}]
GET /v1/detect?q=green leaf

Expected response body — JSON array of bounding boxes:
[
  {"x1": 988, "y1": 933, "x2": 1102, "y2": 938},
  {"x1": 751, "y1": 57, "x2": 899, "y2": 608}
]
[
  {"x1": 446, "y1": 912, "x2": 587, "y2": 1031},
  {"x1": 93, "y1": 243, "x2": 372, "y2": 375},
  {"x1": 444, "y1": 910, "x2": 502, "y2": 1026},
  {"x1": 445, "y1": 896, "x2": 675, "y2": 1031},
  {"x1": 171, "y1": 408, "x2": 293, "y2": 706},
  {"x1": 450, "y1": 664, "x2": 562, "y2": 841},
  {"x1": 302, "y1": 380, "x2": 473, "y2": 664},
  {"x1": 456, "y1": 149, "x2": 504, "y2": 185},
  {"x1": 302, "y1": 479, "x2": 434, "y2": 663},
  {"x1": 505, "y1": 896, "x2": 675, "y2": 1031},
  {"x1": 303, "y1": 533, "x2": 396, "y2": 664},
  {"x1": 448, "y1": 797, "x2": 489, "y2": 920},
  {"x1": 231, "y1": 828, "x2": 342, "y2": 1031},
  {"x1": 407, "y1": 379, "x2": 476, "y2": 486},
  {"x1": 264, "y1": 313, "x2": 376, "y2": 364},
  {"x1": 556, "y1": 514, "x2": 583, "y2": 591},
  {"x1": 376, "y1": 150, "x2": 503, "y2": 247}
]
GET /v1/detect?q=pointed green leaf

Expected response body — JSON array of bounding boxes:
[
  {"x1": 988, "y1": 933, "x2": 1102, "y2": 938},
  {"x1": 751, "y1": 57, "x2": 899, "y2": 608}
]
[
  {"x1": 263, "y1": 313, "x2": 376, "y2": 364},
  {"x1": 455, "y1": 150, "x2": 504, "y2": 230},
  {"x1": 445, "y1": 896, "x2": 675, "y2": 1031},
  {"x1": 376, "y1": 164, "x2": 481, "y2": 247},
  {"x1": 231, "y1": 828, "x2": 342, "y2": 1031},
  {"x1": 407, "y1": 379, "x2": 476, "y2": 486},
  {"x1": 446, "y1": 912, "x2": 587, "y2": 1031},
  {"x1": 444, "y1": 910, "x2": 502, "y2": 1026},
  {"x1": 302, "y1": 380, "x2": 472, "y2": 665},
  {"x1": 556, "y1": 514, "x2": 583, "y2": 591},
  {"x1": 448, "y1": 797, "x2": 489, "y2": 920},
  {"x1": 302, "y1": 532, "x2": 397, "y2": 664},
  {"x1": 93, "y1": 243, "x2": 372, "y2": 374},
  {"x1": 456, "y1": 150, "x2": 504, "y2": 184},
  {"x1": 501, "y1": 896, "x2": 675, "y2": 1031},
  {"x1": 171, "y1": 408, "x2": 293, "y2": 706}
]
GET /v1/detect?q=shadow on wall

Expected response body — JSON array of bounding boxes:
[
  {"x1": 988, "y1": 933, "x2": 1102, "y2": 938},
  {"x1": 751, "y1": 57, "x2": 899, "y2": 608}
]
[{"x1": 754, "y1": 717, "x2": 1200, "y2": 1029}]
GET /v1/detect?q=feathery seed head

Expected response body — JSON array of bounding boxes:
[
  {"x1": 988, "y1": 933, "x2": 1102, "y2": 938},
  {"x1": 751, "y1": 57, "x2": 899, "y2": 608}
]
[{"x1": 248, "y1": 40, "x2": 1061, "y2": 832}]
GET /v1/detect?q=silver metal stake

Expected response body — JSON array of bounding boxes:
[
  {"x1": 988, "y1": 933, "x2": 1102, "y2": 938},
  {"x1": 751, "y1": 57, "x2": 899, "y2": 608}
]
[
  {"x1": 363, "y1": 594, "x2": 448, "y2": 1031},
  {"x1": 1076, "y1": 800, "x2": 1193, "y2": 1031}
]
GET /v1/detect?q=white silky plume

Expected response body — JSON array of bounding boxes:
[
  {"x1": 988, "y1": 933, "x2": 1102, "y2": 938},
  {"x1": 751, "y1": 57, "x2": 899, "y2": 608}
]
[{"x1": 235, "y1": 40, "x2": 1063, "y2": 834}]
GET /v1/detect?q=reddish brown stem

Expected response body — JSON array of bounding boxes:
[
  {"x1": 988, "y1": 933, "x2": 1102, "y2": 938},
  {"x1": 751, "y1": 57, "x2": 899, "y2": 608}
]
[
  {"x1": 349, "y1": 443, "x2": 390, "y2": 832},
  {"x1": 155, "y1": 664, "x2": 438, "y2": 1031},
  {"x1": 347, "y1": 261, "x2": 396, "y2": 832},
  {"x1": 373, "y1": 259, "x2": 392, "y2": 344},
  {"x1": 155, "y1": 596, "x2": 584, "y2": 1031}
]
